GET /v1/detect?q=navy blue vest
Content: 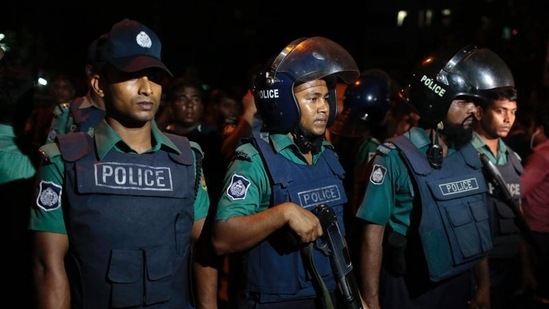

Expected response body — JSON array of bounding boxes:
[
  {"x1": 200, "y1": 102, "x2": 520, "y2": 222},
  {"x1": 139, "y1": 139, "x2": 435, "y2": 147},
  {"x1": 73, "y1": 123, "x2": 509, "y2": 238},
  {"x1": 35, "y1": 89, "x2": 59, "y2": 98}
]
[
  {"x1": 389, "y1": 136, "x2": 493, "y2": 282},
  {"x1": 487, "y1": 150, "x2": 523, "y2": 258},
  {"x1": 246, "y1": 137, "x2": 347, "y2": 302},
  {"x1": 57, "y1": 132, "x2": 196, "y2": 309}
]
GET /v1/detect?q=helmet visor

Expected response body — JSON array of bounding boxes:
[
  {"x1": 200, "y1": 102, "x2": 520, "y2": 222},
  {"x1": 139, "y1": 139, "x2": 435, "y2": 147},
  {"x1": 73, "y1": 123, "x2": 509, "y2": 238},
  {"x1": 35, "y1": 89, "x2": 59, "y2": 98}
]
[{"x1": 273, "y1": 37, "x2": 359, "y2": 84}]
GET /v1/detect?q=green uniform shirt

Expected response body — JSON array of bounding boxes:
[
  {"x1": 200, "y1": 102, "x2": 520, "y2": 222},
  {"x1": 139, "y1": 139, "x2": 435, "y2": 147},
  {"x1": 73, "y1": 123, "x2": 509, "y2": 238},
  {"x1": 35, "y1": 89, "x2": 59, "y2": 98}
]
[
  {"x1": 471, "y1": 132, "x2": 509, "y2": 165},
  {"x1": 0, "y1": 124, "x2": 36, "y2": 184},
  {"x1": 215, "y1": 133, "x2": 332, "y2": 220},
  {"x1": 29, "y1": 120, "x2": 210, "y2": 234},
  {"x1": 46, "y1": 93, "x2": 103, "y2": 144},
  {"x1": 355, "y1": 127, "x2": 457, "y2": 235},
  {"x1": 354, "y1": 137, "x2": 380, "y2": 166}
]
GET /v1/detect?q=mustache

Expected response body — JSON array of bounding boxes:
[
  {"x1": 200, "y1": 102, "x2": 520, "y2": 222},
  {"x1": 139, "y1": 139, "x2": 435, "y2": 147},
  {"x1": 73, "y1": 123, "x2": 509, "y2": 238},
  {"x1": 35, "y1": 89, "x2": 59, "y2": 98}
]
[{"x1": 462, "y1": 115, "x2": 475, "y2": 124}]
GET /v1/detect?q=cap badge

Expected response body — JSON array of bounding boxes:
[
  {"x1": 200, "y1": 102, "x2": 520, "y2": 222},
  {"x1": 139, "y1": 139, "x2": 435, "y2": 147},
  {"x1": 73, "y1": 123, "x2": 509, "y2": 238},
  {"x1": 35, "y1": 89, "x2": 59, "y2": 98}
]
[{"x1": 136, "y1": 31, "x2": 153, "y2": 49}]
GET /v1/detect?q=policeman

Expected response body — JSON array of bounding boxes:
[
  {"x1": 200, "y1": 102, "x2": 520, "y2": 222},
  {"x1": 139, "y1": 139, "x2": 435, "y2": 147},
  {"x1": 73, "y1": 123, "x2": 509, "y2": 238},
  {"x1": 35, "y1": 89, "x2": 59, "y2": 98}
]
[
  {"x1": 212, "y1": 36, "x2": 360, "y2": 308},
  {"x1": 470, "y1": 64, "x2": 536, "y2": 308},
  {"x1": 355, "y1": 45, "x2": 509, "y2": 309},
  {"x1": 329, "y1": 70, "x2": 392, "y2": 225},
  {"x1": 45, "y1": 34, "x2": 106, "y2": 144},
  {"x1": 29, "y1": 19, "x2": 216, "y2": 308}
]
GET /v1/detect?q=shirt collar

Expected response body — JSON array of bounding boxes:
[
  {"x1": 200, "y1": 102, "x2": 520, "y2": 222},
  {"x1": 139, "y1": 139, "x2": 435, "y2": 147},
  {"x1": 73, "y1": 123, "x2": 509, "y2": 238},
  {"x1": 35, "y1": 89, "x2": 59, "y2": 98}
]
[
  {"x1": 408, "y1": 127, "x2": 431, "y2": 149},
  {"x1": 78, "y1": 91, "x2": 104, "y2": 110},
  {"x1": 94, "y1": 120, "x2": 180, "y2": 160},
  {"x1": 471, "y1": 131, "x2": 508, "y2": 153},
  {"x1": 269, "y1": 133, "x2": 330, "y2": 153},
  {"x1": 269, "y1": 133, "x2": 294, "y2": 153}
]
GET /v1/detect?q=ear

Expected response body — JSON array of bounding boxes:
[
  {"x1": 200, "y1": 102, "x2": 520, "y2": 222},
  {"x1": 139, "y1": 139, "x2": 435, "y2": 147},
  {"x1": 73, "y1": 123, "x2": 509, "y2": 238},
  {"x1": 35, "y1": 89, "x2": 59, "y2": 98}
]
[
  {"x1": 474, "y1": 106, "x2": 483, "y2": 121},
  {"x1": 90, "y1": 74, "x2": 104, "y2": 98}
]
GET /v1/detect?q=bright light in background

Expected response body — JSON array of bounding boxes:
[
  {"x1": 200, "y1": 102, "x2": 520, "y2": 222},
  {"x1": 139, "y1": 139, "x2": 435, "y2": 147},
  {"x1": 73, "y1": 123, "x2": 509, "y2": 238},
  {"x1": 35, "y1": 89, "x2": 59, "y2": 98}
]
[
  {"x1": 425, "y1": 9, "x2": 433, "y2": 26},
  {"x1": 37, "y1": 77, "x2": 48, "y2": 87},
  {"x1": 442, "y1": 9, "x2": 452, "y2": 26},
  {"x1": 0, "y1": 32, "x2": 8, "y2": 52},
  {"x1": 397, "y1": 10, "x2": 408, "y2": 27}
]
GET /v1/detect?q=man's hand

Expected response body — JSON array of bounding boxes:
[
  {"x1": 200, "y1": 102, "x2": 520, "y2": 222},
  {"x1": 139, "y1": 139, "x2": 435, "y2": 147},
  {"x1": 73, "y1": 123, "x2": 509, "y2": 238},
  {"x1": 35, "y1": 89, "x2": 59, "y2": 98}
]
[{"x1": 284, "y1": 203, "x2": 323, "y2": 243}]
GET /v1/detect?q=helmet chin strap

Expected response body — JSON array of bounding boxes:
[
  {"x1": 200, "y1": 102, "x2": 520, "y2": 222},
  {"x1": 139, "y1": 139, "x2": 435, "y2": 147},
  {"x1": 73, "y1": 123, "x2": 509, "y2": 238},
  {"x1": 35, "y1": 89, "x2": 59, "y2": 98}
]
[
  {"x1": 427, "y1": 121, "x2": 444, "y2": 168},
  {"x1": 291, "y1": 125, "x2": 323, "y2": 155}
]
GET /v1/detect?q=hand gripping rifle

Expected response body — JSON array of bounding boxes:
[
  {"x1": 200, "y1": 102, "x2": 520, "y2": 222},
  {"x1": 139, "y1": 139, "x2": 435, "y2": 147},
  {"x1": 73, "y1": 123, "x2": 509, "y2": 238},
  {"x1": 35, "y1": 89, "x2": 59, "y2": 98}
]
[
  {"x1": 479, "y1": 153, "x2": 540, "y2": 253},
  {"x1": 312, "y1": 204, "x2": 363, "y2": 309}
]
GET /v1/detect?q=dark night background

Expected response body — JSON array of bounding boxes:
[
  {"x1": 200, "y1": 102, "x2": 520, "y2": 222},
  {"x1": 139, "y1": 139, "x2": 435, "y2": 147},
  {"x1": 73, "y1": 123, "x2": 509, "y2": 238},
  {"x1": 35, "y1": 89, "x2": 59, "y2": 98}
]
[{"x1": 2, "y1": 0, "x2": 548, "y2": 101}]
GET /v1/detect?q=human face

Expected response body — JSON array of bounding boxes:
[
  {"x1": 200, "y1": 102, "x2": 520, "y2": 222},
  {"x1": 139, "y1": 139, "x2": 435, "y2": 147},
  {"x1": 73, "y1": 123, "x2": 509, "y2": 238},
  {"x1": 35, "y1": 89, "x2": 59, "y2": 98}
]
[
  {"x1": 476, "y1": 99, "x2": 517, "y2": 139},
  {"x1": 295, "y1": 79, "x2": 330, "y2": 137},
  {"x1": 171, "y1": 86, "x2": 203, "y2": 127},
  {"x1": 442, "y1": 98, "x2": 478, "y2": 147},
  {"x1": 445, "y1": 98, "x2": 478, "y2": 129},
  {"x1": 50, "y1": 76, "x2": 76, "y2": 104},
  {"x1": 218, "y1": 96, "x2": 241, "y2": 120},
  {"x1": 97, "y1": 67, "x2": 164, "y2": 127}
]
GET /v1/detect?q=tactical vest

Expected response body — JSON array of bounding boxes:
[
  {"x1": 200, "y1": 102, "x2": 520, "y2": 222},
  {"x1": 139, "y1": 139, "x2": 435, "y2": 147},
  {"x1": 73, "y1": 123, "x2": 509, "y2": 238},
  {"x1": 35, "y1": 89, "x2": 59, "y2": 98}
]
[
  {"x1": 57, "y1": 132, "x2": 196, "y2": 309},
  {"x1": 389, "y1": 136, "x2": 493, "y2": 282},
  {"x1": 487, "y1": 150, "x2": 523, "y2": 258},
  {"x1": 246, "y1": 137, "x2": 347, "y2": 302}
]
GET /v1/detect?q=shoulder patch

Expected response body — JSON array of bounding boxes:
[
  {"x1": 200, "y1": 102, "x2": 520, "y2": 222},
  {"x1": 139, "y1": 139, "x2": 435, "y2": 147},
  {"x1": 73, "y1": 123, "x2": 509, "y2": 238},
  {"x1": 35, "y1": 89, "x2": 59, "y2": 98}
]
[
  {"x1": 226, "y1": 173, "x2": 251, "y2": 200},
  {"x1": 36, "y1": 181, "x2": 62, "y2": 211},
  {"x1": 369, "y1": 164, "x2": 387, "y2": 185}
]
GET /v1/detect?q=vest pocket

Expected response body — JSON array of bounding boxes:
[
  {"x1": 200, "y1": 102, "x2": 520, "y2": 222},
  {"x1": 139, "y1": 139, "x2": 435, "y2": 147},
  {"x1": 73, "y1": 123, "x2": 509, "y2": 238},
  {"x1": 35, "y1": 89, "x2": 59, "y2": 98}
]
[
  {"x1": 494, "y1": 202, "x2": 518, "y2": 234},
  {"x1": 107, "y1": 246, "x2": 174, "y2": 307},
  {"x1": 445, "y1": 200, "x2": 491, "y2": 261},
  {"x1": 144, "y1": 246, "x2": 173, "y2": 305},
  {"x1": 108, "y1": 248, "x2": 143, "y2": 308}
]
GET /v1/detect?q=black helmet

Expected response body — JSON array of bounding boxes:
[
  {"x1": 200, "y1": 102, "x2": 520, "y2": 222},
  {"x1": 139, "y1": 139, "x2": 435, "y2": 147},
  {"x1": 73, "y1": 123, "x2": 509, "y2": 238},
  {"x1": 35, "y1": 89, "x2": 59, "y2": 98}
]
[
  {"x1": 329, "y1": 71, "x2": 391, "y2": 137},
  {"x1": 404, "y1": 44, "x2": 515, "y2": 126},
  {"x1": 254, "y1": 36, "x2": 360, "y2": 133}
]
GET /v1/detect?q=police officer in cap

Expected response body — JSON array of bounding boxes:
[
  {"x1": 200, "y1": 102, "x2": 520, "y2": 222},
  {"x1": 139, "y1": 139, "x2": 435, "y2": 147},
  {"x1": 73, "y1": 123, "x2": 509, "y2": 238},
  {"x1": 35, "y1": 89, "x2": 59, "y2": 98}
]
[
  {"x1": 30, "y1": 19, "x2": 217, "y2": 308},
  {"x1": 212, "y1": 36, "x2": 361, "y2": 308}
]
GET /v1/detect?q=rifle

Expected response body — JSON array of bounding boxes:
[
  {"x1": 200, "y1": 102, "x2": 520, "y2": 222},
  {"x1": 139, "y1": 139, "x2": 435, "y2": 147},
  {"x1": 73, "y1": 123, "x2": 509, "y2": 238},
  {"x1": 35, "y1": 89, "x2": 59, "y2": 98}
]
[
  {"x1": 479, "y1": 153, "x2": 540, "y2": 253},
  {"x1": 312, "y1": 204, "x2": 363, "y2": 309}
]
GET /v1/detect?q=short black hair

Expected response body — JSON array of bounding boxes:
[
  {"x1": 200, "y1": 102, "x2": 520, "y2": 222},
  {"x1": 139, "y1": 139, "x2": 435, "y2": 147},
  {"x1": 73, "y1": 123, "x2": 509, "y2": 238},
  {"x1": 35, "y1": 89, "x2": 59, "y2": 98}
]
[{"x1": 477, "y1": 86, "x2": 517, "y2": 108}]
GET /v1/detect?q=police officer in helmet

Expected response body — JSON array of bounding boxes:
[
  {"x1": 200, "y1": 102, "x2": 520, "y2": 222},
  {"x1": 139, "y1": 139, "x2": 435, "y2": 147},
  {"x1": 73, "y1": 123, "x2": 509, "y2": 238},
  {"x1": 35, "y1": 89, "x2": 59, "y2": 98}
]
[
  {"x1": 329, "y1": 70, "x2": 393, "y2": 228},
  {"x1": 355, "y1": 45, "x2": 508, "y2": 309},
  {"x1": 212, "y1": 36, "x2": 361, "y2": 308}
]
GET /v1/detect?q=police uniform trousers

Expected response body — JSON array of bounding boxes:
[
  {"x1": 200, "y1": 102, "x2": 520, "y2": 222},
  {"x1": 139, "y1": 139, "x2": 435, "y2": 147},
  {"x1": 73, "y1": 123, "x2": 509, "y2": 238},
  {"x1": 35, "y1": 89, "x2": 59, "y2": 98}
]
[{"x1": 379, "y1": 267, "x2": 473, "y2": 309}]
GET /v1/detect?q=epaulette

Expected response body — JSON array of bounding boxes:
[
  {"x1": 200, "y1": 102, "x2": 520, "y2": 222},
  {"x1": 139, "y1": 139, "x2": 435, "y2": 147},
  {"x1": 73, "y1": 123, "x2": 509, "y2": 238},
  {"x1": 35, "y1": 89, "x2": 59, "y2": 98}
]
[
  {"x1": 232, "y1": 149, "x2": 252, "y2": 162},
  {"x1": 189, "y1": 141, "x2": 204, "y2": 156},
  {"x1": 376, "y1": 141, "x2": 396, "y2": 156},
  {"x1": 53, "y1": 102, "x2": 71, "y2": 116},
  {"x1": 38, "y1": 142, "x2": 61, "y2": 163}
]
